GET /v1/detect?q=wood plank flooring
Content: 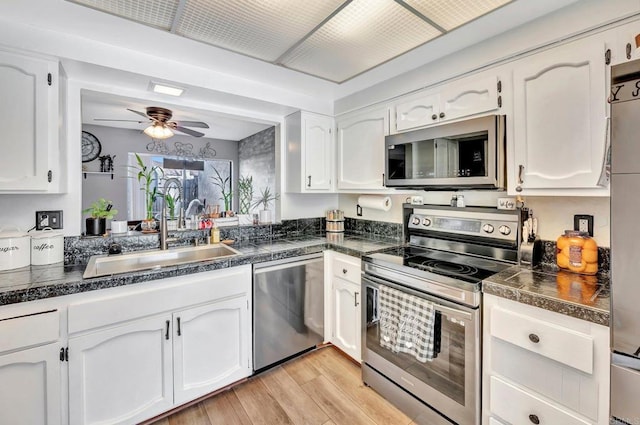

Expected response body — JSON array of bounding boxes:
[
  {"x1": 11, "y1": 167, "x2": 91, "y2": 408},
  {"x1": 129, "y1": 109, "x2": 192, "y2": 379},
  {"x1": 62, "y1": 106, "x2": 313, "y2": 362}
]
[{"x1": 151, "y1": 346, "x2": 413, "y2": 425}]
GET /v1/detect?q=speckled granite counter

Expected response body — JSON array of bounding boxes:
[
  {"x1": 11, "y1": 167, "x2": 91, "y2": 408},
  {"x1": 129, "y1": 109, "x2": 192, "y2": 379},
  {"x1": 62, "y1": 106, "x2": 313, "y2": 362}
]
[
  {"x1": 0, "y1": 234, "x2": 400, "y2": 306},
  {"x1": 483, "y1": 265, "x2": 610, "y2": 326}
]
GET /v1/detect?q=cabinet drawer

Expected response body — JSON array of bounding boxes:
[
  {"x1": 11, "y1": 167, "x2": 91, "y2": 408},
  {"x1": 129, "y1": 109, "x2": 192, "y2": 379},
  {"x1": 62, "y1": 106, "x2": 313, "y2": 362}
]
[
  {"x1": 490, "y1": 376, "x2": 590, "y2": 425},
  {"x1": 0, "y1": 310, "x2": 59, "y2": 353},
  {"x1": 491, "y1": 306, "x2": 593, "y2": 374},
  {"x1": 332, "y1": 256, "x2": 361, "y2": 284}
]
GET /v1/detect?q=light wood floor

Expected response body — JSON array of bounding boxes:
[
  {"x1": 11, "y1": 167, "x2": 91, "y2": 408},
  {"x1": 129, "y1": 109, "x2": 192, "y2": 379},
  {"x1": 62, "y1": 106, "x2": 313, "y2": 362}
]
[{"x1": 151, "y1": 346, "x2": 414, "y2": 425}]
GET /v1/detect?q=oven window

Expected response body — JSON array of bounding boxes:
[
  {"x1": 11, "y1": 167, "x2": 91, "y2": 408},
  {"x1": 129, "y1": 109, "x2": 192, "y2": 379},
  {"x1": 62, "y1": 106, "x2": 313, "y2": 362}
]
[{"x1": 366, "y1": 308, "x2": 467, "y2": 405}]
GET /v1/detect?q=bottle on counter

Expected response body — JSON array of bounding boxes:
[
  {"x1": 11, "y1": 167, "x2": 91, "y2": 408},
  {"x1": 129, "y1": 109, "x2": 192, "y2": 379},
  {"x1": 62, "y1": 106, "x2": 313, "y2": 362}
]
[
  {"x1": 556, "y1": 230, "x2": 598, "y2": 275},
  {"x1": 211, "y1": 224, "x2": 220, "y2": 244}
]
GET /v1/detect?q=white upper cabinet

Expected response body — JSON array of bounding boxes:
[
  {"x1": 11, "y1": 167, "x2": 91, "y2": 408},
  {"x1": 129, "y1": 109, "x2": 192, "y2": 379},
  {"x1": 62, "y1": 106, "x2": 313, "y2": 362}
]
[
  {"x1": 391, "y1": 74, "x2": 500, "y2": 133},
  {"x1": 285, "y1": 111, "x2": 333, "y2": 192},
  {"x1": 0, "y1": 49, "x2": 59, "y2": 192},
  {"x1": 511, "y1": 35, "x2": 608, "y2": 195},
  {"x1": 336, "y1": 105, "x2": 389, "y2": 190}
]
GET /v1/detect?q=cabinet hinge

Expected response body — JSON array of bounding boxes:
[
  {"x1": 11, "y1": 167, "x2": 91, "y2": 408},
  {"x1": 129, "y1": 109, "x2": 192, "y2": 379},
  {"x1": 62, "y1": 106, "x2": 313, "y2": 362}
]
[
  {"x1": 60, "y1": 347, "x2": 68, "y2": 362},
  {"x1": 48, "y1": 170, "x2": 52, "y2": 183},
  {"x1": 605, "y1": 48, "x2": 612, "y2": 65},
  {"x1": 47, "y1": 73, "x2": 52, "y2": 86},
  {"x1": 497, "y1": 96, "x2": 502, "y2": 108}
]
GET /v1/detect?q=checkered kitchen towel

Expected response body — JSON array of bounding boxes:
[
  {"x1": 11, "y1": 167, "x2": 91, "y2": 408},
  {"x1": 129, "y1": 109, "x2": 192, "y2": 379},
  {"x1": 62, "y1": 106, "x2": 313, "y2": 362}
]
[{"x1": 378, "y1": 284, "x2": 436, "y2": 363}]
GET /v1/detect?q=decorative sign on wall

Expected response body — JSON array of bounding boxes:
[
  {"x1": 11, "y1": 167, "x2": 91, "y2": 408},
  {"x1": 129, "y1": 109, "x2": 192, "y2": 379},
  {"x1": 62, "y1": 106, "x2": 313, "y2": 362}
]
[{"x1": 146, "y1": 139, "x2": 217, "y2": 160}]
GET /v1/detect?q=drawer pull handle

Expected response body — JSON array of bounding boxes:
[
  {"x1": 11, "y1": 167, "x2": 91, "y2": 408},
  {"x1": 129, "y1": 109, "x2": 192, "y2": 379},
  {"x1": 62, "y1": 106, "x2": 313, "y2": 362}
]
[
  {"x1": 529, "y1": 333, "x2": 540, "y2": 343},
  {"x1": 431, "y1": 114, "x2": 437, "y2": 120},
  {"x1": 342, "y1": 268, "x2": 348, "y2": 274},
  {"x1": 529, "y1": 414, "x2": 540, "y2": 424},
  {"x1": 165, "y1": 320, "x2": 170, "y2": 340}
]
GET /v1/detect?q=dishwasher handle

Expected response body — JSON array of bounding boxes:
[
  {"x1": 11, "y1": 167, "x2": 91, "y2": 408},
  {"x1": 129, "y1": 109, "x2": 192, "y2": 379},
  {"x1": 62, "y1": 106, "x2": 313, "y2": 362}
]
[{"x1": 254, "y1": 257, "x2": 323, "y2": 275}]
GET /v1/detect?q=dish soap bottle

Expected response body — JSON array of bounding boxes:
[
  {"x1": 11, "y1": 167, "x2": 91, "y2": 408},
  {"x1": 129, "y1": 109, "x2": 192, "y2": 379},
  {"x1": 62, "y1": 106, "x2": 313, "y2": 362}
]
[{"x1": 211, "y1": 224, "x2": 220, "y2": 244}]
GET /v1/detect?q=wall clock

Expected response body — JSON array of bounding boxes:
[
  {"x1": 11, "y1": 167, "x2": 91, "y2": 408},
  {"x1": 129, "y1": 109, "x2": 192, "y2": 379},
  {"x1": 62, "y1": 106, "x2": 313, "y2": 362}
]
[{"x1": 82, "y1": 131, "x2": 102, "y2": 163}]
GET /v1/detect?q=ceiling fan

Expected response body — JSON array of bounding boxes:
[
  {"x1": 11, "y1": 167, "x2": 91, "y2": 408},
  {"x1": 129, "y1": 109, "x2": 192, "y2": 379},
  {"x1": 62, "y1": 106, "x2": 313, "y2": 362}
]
[{"x1": 95, "y1": 106, "x2": 209, "y2": 138}]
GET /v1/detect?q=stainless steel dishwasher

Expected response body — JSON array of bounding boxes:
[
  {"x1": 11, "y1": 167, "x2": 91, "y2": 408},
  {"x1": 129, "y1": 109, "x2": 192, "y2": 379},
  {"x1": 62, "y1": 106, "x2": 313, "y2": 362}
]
[{"x1": 253, "y1": 253, "x2": 324, "y2": 371}]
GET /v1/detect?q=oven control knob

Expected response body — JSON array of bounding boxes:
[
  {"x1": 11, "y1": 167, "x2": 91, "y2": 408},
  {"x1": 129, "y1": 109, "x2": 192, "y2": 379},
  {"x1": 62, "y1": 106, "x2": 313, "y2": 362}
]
[
  {"x1": 422, "y1": 218, "x2": 431, "y2": 227},
  {"x1": 482, "y1": 224, "x2": 494, "y2": 234},
  {"x1": 499, "y1": 225, "x2": 511, "y2": 235},
  {"x1": 412, "y1": 216, "x2": 420, "y2": 226}
]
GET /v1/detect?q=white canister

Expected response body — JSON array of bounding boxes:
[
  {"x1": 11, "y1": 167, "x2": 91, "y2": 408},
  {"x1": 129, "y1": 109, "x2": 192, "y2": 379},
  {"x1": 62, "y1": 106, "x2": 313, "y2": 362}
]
[
  {"x1": 110, "y1": 220, "x2": 128, "y2": 234},
  {"x1": 0, "y1": 228, "x2": 31, "y2": 271},
  {"x1": 30, "y1": 228, "x2": 64, "y2": 265}
]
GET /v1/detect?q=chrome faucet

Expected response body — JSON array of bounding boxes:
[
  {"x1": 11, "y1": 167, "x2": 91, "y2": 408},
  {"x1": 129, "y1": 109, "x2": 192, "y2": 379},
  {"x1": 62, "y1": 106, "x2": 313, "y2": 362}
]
[{"x1": 160, "y1": 178, "x2": 183, "y2": 250}]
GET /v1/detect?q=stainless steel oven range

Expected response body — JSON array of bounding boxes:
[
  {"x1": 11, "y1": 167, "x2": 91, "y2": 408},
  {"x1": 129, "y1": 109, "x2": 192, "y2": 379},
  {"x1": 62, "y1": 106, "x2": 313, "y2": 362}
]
[{"x1": 362, "y1": 205, "x2": 520, "y2": 425}]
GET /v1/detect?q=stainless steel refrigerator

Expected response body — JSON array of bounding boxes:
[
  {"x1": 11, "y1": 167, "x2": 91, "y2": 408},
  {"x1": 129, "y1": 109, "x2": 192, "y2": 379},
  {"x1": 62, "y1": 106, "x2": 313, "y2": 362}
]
[{"x1": 611, "y1": 58, "x2": 640, "y2": 424}]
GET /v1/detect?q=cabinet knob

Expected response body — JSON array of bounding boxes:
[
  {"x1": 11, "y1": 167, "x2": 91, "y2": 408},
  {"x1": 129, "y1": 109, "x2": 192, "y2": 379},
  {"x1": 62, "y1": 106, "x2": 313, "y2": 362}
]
[
  {"x1": 342, "y1": 268, "x2": 348, "y2": 274},
  {"x1": 431, "y1": 114, "x2": 437, "y2": 120},
  {"x1": 529, "y1": 414, "x2": 540, "y2": 424},
  {"x1": 439, "y1": 112, "x2": 445, "y2": 118},
  {"x1": 529, "y1": 333, "x2": 540, "y2": 344}
]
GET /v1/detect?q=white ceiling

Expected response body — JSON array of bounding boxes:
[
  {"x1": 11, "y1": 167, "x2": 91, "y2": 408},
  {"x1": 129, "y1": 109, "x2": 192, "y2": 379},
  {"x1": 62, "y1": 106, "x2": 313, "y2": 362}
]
[
  {"x1": 82, "y1": 90, "x2": 273, "y2": 141},
  {"x1": 0, "y1": 0, "x2": 584, "y2": 140},
  {"x1": 66, "y1": 0, "x2": 513, "y2": 83}
]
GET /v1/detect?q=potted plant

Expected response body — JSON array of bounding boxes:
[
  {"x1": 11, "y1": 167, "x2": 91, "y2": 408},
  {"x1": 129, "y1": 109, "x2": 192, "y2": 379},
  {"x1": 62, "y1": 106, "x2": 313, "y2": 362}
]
[
  {"x1": 163, "y1": 192, "x2": 179, "y2": 230},
  {"x1": 251, "y1": 186, "x2": 279, "y2": 224},
  {"x1": 210, "y1": 167, "x2": 233, "y2": 216},
  {"x1": 129, "y1": 153, "x2": 163, "y2": 232},
  {"x1": 83, "y1": 198, "x2": 118, "y2": 236}
]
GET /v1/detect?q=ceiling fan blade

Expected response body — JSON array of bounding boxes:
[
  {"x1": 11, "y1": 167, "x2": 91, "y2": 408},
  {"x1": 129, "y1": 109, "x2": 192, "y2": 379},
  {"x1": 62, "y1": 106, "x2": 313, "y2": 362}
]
[
  {"x1": 94, "y1": 119, "x2": 147, "y2": 123},
  {"x1": 174, "y1": 126, "x2": 205, "y2": 137},
  {"x1": 127, "y1": 108, "x2": 152, "y2": 119},
  {"x1": 173, "y1": 120, "x2": 209, "y2": 129}
]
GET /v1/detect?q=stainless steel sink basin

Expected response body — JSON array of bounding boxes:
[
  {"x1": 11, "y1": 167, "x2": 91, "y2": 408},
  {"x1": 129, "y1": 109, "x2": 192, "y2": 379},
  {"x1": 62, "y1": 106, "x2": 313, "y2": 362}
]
[{"x1": 83, "y1": 244, "x2": 241, "y2": 278}]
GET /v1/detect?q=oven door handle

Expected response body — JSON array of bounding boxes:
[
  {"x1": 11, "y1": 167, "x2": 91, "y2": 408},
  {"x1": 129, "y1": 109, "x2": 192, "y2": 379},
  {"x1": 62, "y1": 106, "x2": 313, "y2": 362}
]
[{"x1": 362, "y1": 274, "x2": 473, "y2": 321}]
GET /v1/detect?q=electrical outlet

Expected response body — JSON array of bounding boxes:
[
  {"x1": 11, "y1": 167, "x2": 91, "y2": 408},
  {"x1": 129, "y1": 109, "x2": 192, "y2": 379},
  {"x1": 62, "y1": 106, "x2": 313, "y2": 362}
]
[
  {"x1": 35, "y1": 210, "x2": 63, "y2": 230},
  {"x1": 573, "y1": 214, "x2": 593, "y2": 237}
]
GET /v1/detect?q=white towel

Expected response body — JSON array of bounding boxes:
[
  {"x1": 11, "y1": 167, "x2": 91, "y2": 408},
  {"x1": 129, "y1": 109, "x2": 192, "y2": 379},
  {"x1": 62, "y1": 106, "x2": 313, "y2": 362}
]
[{"x1": 378, "y1": 284, "x2": 436, "y2": 363}]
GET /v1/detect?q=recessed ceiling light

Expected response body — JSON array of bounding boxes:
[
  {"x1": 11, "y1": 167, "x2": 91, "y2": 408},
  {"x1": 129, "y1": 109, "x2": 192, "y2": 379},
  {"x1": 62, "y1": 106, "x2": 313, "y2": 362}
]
[{"x1": 151, "y1": 82, "x2": 184, "y2": 97}]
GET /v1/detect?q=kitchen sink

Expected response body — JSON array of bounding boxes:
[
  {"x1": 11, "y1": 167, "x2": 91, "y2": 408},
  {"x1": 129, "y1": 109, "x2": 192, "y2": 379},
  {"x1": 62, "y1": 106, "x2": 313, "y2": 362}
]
[{"x1": 83, "y1": 244, "x2": 241, "y2": 278}]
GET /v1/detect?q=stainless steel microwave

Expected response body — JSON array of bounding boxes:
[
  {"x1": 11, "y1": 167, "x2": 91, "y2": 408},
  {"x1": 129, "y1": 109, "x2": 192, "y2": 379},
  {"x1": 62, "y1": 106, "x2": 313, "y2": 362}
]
[{"x1": 385, "y1": 115, "x2": 506, "y2": 190}]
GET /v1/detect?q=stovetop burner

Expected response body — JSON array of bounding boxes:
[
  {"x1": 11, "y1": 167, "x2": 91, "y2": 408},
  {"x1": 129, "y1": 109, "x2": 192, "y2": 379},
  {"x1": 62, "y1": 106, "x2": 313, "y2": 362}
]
[
  {"x1": 367, "y1": 245, "x2": 513, "y2": 285},
  {"x1": 412, "y1": 259, "x2": 479, "y2": 277}
]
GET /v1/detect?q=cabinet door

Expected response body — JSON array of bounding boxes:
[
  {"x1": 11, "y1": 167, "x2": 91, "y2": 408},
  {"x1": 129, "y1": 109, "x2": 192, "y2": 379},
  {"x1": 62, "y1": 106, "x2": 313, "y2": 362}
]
[
  {"x1": 332, "y1": 277, "x2": 361, "y2": 362},
  {"x1": 512, "y1": 38, "x2": 607, "y2": 191},
  {"x1": 394, "y1": 92, "x2": 440, "y2": 132},
  {"x1": 0, "y1": 50, "x2": 55, "y2": 191},
  {"x1": 68, "y1": 314, "x2": 173, "y2": 425},
  {"x1": 0, "y1": 343, "x2": 61, "y2": 425},
  {"x1": 173, "y1": 296, "x2": 251, "y2": 404},
  {"x1": 440, "y1": 75, "x2": 499, "y2": 122},
  {"x1": 303, "y1": 114, "x2": 332, "y2": 190},
  {"x1": 336, "y1": 106, "x2": 388, "y2": 190}
]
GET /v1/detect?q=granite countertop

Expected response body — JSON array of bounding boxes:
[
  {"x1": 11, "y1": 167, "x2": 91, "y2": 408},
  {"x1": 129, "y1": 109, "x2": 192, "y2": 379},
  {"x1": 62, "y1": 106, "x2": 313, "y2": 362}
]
[
  {"x1": 482, "y1": 265, "x2": 610, "y2": 326},
  {"x1": 0, "y1": 233, "x2": 400, "y2": 306}
]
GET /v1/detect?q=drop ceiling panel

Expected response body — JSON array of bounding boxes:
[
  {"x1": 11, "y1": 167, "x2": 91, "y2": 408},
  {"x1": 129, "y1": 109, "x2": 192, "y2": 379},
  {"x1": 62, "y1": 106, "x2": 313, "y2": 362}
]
[
  {"x1": 279, "y1": 0, "x2": 441, "y2": 83},
  {"x1": 176, "y1": 0, "x2": 345, "y2": 62},
  {"x1": 404, "y1": 0, "x2": 513, "y2": 31},
  {"x1": 68, "y1": 0, "x2": 179, "y2": 30}
]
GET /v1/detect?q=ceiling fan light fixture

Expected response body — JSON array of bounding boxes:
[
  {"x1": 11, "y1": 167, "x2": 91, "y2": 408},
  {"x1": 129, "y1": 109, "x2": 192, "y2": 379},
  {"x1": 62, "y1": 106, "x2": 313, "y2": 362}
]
[
  {"x1": 144, "y1": 123, "x2": 174, "y2": 139},
  {"x1": 151, "y1": 82, "x2": 185, "y2": 97}
]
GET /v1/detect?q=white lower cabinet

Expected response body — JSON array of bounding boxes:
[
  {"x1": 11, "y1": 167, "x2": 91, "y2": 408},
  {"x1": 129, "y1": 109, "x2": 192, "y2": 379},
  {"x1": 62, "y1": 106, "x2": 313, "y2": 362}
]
[
  {"x1": 68, "y1": 314, "x2": 174, "y2": 425},
  {"x1": 173, "y1": 297, "x2": 250, "y2": 404},
  {"x1": 325, "y1": 251, "x2": 361, "y2": 362},
  {"x1": 482, "y1": 294, "x2": 610, "y2": 425},
  {"x1": 65, "y1": 265, "x2": 252, "y2": 425},
  {"x1": 0, "y1": 343, "x2": 62, "y2": 425},
  {"x1": 332, "y1": 276, "x2": 361, "y2": 361}
]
